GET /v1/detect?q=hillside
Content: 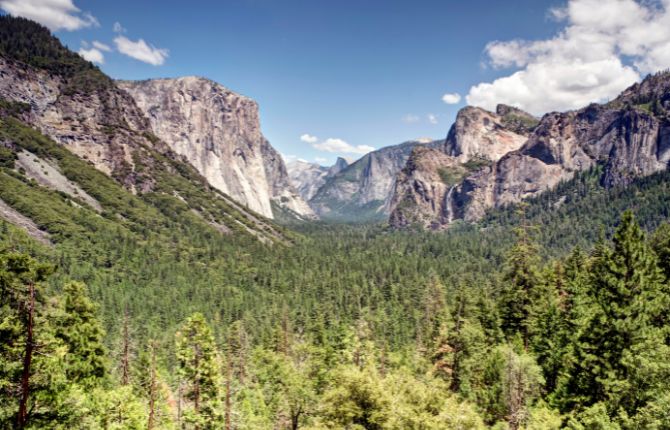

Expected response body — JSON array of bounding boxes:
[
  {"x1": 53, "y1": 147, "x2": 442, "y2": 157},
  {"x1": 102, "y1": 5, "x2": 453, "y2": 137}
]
[
  {"x1": 3, "y1": 11, "x2": 670, "y2": 430},
  {"x1": 119, "y1": 77, "x2": 313, "y2": 220},
  {"x1": 309, "y1": 139, "x2": 442, "y2": 222},
  {"x1": 0, "y1": 17, "x2": 294, "y2": 242},
  {"x1": 390, "y1": 74, "x2": 670, "y2": 229}
]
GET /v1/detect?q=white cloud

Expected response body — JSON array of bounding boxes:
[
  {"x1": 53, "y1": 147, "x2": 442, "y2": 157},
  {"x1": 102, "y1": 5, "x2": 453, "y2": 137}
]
[
  {"x1": 281, "y1": 154, "x2": 297, "y2": 163},
  {"x1": 315, "y1": 157, "x2": 328, "y2": 164},
  {"x1": 467, "y1": 0, "x2": 670, "y2": 115},
  {"x1": 78, "y1": 47, "x2": 104, "y2": 64},
  {"x1": 300, "y1": 134, "x2": 318, "y2": 143},
  {"x1": 114, "y1": 35, "x2": 168, "y2": 66},
  {"x1": 427, "y1": 114, "x2": 438, "y2": 124},
  {"x1": 441, "y1": 93, "x2": 462, "y2": 104},
  {"x1": 402, "y1": 114, "x2": 420, "y2": 123},
  {"x1": 92, "y1": 41, "x2": 111, "y2": 51},
  {"x1": 312, "y1": 138, "x2": 374, "y2": 155},
  {"x1": 113, "y1": 21, "x2": 126, "y2": 33},
  {"x1": 0, "y1": 0, "x2": 98, "y2": 31}
]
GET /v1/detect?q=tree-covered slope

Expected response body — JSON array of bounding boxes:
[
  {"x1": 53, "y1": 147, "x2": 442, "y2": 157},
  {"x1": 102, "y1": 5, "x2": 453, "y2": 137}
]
[{"x1": 0, "y1": 16, "x2": 289, "y2": 243}]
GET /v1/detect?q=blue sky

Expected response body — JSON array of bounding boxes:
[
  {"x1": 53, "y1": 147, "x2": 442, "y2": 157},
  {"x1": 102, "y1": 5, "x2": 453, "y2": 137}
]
[{"x1": 4, "y1": 0, "x2": 670, "y2": 166}]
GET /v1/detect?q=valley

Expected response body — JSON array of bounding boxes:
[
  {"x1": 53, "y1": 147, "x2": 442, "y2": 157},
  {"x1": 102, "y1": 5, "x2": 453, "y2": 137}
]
[{"x1": 1, "y1": 11, "x2": 670, "y2": 430}]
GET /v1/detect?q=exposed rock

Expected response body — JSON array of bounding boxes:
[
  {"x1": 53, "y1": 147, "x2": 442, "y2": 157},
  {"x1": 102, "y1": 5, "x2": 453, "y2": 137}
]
[
  {"x1": 0, "y1": 57, "x2": 157, "y2": 190},
  {"x1": 119, "y1": 77, "x2": 313, "y2": 219},
  {"x1": 0, "y1": 17, "x2": 292, "y2": 242},
  {"x1": 329, "y1": 157, "x2": 349, "y2": 176},
  {"x1": 0, "y1": 198, "x2": 51, "y2": 245},
  {"x1": 287, "y1": 161, "x2": 329, "y2": 201},
  {"x1": 388, "y1": 147, "x2": 460, "y2": 228},
  {"x1": 309, "y1": 140, "x2": 443, "y2": 221},
  {"x1": 15, "y1": 150, "x2": 102, "y2": 212},
  {"x1": 443, "y1": 106, "x2": 531, "y2": 162},
  {"x1": 287, "y1": 157, "x2": 349, "y2": 202},
  {"x1": 389, "y1": 72, "x2": 670, "y2": 229}
]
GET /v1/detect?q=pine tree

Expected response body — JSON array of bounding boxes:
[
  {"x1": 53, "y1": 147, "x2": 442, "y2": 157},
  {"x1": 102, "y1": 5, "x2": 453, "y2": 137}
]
[
  {"x1": 0, "y1": 252, "x2": 65, "y2": 429},
  {"x1": 499, "y1": 226, "x2": 541, "y2": 349},
  {"x1": 556, "y1": 212, "x2": 670, "y2": 420},
  {"x1": 54, "y1": 281, "x2": 107, "y2": 386},
  {"x1": 175, "y1": 313, "x2": 222, "y2": 430}
]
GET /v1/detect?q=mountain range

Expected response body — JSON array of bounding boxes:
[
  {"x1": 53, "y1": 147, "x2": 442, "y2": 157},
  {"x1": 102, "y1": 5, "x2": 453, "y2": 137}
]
[{"x1": 0, "y1": 15, "x2": 669, "y2": 241}]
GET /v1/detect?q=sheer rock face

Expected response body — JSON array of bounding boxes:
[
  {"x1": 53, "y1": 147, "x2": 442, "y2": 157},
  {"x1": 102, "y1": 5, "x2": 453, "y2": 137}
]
[
  {"x1": 309, "y1": 140, "x2": 442, "y2": 221},
  {"x1": 0, "y1": 57, "x2": 160, "y2": 191},
  {"x1": 288, "y1": 161, "x2": 327, "y2": 201},
  {"x1": 287, "y1": 157, "x2": 351, "y2": 203},
  {"x1": 390, "y1": 74, "x2": 670, "y2": 229},
  {"x1": 118, "y1": 77, "x2": 313, "y2": 219},
  {"x1": 444, "y1": 106, "x2": 530, "y2": 162},
  {"x1": 389, "y1": 106, "x2": 532, "y2": 228}
]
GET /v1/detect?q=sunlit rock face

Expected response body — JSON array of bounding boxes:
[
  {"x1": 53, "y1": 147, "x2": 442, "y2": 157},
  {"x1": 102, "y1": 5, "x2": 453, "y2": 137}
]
[{"x1": 119, "y1": 76, "x2": 313, "y2": 219}]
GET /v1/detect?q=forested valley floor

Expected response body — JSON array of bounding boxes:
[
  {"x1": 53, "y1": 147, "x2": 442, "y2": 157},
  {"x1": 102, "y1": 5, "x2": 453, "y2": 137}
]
[{"x1": 2, "y1": 165, "x2": 670, "y2": 428}]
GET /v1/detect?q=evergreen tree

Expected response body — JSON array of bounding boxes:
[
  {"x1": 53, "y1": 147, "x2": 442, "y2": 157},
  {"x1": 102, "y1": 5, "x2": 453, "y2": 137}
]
[
  {"x1": 0, "y1": 252, "x2": 65, "y2": 429},
  {"x1": 54, "y1": 281, "x2": 107, "y2": 386},
  {"x1": 175, "y1": 313, "x2": 222, "y2": 429},
  {"x1": 556, "y1": 212, "x2": 670, "y2": 422},
  {"x1": 499, "y1": 226, "x2": 541, "y2": 349}
]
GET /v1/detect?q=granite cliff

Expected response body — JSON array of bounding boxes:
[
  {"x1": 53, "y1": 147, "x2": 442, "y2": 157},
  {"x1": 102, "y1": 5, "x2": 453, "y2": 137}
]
[
  {"x1": 119, "y1": 77, "x2": 313, "y2": 219},
  {"x1": 389, "y1": 74, "x2": 670, "y2": 229}
]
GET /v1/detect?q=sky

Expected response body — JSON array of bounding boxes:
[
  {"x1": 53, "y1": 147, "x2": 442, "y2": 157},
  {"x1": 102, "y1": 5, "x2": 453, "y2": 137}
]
[{"x1": 3, "y1": 0, "x2": 670, "y2": 166}]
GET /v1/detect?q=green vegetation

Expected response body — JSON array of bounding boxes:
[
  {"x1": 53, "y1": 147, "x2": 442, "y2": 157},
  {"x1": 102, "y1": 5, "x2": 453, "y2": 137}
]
[
  {"x1": 500, "y1": 113, "x2": 540, "y2": 133},
  {"x1": 3, "y1": 207, "x2": 670, "y2": 428},
  {"x1": 2, "y1": 15, "x2": 670, "y2": 428},
  {"x1": 1, "y1": 115, "x2": 670, "y2": 428},
  {"x1": 438, "y1": 157, "x2": 490, "y2": 187},
  {"x1": 0, "y1": 16, "x2": 112, "y2": 94}
]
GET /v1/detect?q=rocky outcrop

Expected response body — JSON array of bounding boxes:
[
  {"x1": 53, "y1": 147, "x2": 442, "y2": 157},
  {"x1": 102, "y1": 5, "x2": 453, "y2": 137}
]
[
  {"x1": 0, "y1": 17, "x2": 291, "y2": 242},
  {"x1": 0, "y1": 56, "x2": 159, "y2": 191},
  {"x1": 119, "y1": 77, "x2": 313, "y2": 219},
  {"x1": 443, "y1": 106, "x2": 531, "y2": 162},
  {"x1": 310, "y1": 140, "x2": 442, "y2": 221},
  {"x1": 389, "y1": 73, "x2": 670, "y2": 229},
  {"x1": 389, "y1": 106, "x2": 532, "y2": 228},
  {"x1": 287, "y1": 157, "x2": 349, "y2": 201},
  {"x1": 387, "y1": 147, "x2": 460, "y2": 228}
]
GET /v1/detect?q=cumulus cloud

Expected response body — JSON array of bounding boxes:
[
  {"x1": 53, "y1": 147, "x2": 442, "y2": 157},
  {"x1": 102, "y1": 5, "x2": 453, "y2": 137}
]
[
  {"x1": 0, "y1": 0, "x2": 98, "y2": 31},
  {"x1": 114, "y1": 35, "x2": 168, "y2": 66},
  {"x1": 300, "y1": 134, "x2": 319, "y2": 143},
  {"x1": 401, "y1": 114, "x2": 420, "y2": 123},
  {"x1": 427, "y1": 114, "x2": 438, "y2": 124},
  {"x1": 312, "y1": 138, "x2": 374, "y2": 155},
  {"x1": 78, "y1": 47, "x2": 104, "y2": 63},
  {"x1": 467, "y1": 0, "x2": 670, "y2": 115},
  {"x1": 315, "y1": 157, "x2": 328, "y2": 164},
  {"x1": 441, "y1": 93, "x2": 462, "y2": 104}
]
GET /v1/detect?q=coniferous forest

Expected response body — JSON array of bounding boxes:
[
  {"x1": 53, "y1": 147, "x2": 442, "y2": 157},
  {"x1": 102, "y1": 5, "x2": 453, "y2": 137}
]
[
  {"x1": 2, "y1": 8, "x2": 670, "y2": 430},
  {"x1": 3, "y1": 172, "x2": 670, "y2": 429}
]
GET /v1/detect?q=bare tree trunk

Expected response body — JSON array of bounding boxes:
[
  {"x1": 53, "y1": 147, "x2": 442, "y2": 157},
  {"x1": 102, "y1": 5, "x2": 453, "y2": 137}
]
[
  {"x1": 291, "y1": 406, "x2": 302, "y2": 430},
  {"x1": 17, "y1": 282, "x2": 35, "y2": 429},
  {"x1": 193, "y1": 345, "x2": 200, "y2": 430}
]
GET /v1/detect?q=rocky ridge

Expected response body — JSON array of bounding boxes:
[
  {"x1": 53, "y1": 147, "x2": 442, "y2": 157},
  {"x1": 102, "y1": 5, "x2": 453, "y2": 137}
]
[
  {"x1": 119, "y1": 77, "x2": 313, "y2": 220},
  {"x1": 287, "y1": 157, "x2": 349, "y2": 201},
  {"x1": 0, "y1": 16, "x2": 289, "y2": 241},
  {"x1": 389, "y1": 74, "x2": 670, "y2": 229},
  {"x1": 309, "y1": 139, "x2": 442, "y2": 222}
]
